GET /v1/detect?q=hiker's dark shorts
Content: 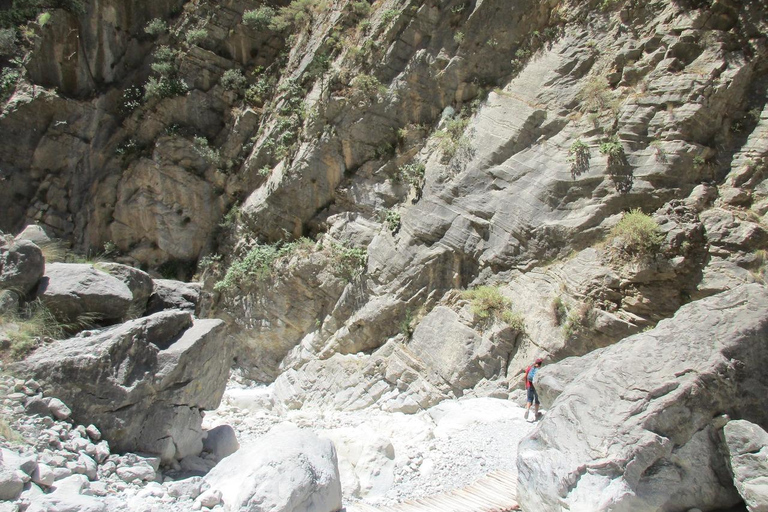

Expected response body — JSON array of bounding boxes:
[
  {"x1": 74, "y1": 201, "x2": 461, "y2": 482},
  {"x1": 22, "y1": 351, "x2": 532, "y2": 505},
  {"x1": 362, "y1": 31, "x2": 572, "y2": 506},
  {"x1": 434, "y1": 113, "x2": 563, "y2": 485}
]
[{"x1": 527, "y1": 386, "x2": 539, "y2": 405}]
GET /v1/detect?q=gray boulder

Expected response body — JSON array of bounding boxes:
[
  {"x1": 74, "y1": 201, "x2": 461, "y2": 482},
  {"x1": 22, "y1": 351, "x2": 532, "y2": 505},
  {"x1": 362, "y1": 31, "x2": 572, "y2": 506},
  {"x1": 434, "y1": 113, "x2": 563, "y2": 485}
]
[
  {"x1": 517, "y1": 284, "x2": 768, "y2": 512},
  {"x1": 12, "y1": 310, "x2": 232, "y2": 463},
  {"x1": 15, "y1": 225, "x2": 53, "y2": 246},
  {"x1": 95, "y1": 263, "x2": 154, "y2": 315},
  {"x1": 204, "y1": 426, "x2": 342, "y2": 512},
  {"x1": 723, "y1": 420, "x2": 768, "y2": 512},
  {"x1": 0, "y1": 239, "x2": 45, "y2": 295},
  {"x1": 203, "y1": 424, "x2": 239, "y2": 462},
  {"x1": 146, "y1": 279, "x2": 201, "y2": 314},
  {"x1": 35, "y1": 263, "x2": 133, "y2": 324}
]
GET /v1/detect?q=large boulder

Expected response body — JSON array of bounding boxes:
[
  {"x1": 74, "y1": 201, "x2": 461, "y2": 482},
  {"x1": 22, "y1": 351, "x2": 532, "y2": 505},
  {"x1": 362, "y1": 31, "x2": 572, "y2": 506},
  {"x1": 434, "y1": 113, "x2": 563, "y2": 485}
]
[
  {"x1": 15, "y1": 225, "x2": 53, "y2": 246},
  {"x1": 95, "y1": 263, "x2": 154, "y2": 315},
  {"x1": 146, "y1": 279, "x2": 201, "y2": 315},
  {"x1": 517, "y1": 284, "x2": 768, "y2": 512},
  {"x1": 204, "y1": 426, "x2": 342, "y2": 512},
  {"x1": 0, "y1": 238, "x2": 45, "y2": 295},
  {"x1": 723, "y1": 420, "x2": 768, "y2": 512},
  {"x1": 35, "y1": 263, "x2": 133, "y2": 324},
  {"x1": 12, "y1": 310, "x2": 232, "y2": 463}
]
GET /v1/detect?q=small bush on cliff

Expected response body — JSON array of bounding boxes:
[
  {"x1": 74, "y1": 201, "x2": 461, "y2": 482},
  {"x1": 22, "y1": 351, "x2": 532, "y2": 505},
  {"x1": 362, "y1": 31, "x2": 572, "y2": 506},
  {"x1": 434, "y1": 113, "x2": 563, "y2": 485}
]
[
  {"x1": 610, "y1": 209, "x2": 663, "y2": 257},
  {"x1": 270, "y1": 0, "x2": 325, "y2": 31},
  {"x1": 144, "y1": 18, "x2": 167, "y2": 37},
  {"x1": 243, "y1": 6, "x2": 276, "y2": 29},
  {"x1": 220, "y1": 69, "x2": 247, "y2": 92},
  {"x1": 435, "y1": 117, "x2": 470, "y2": 160},
  {"x1": 462, "y1": 286, "x2": 525, "y2": 331},
  {"x1": 185, "y1": 28, "x2": 208, "y2": 46},
  {"x1": 568, "y1": 139, "x2": 590, "y2": 178},
  {"x1": 214, "y1": 239, "x2": 314, "y2": 291}
]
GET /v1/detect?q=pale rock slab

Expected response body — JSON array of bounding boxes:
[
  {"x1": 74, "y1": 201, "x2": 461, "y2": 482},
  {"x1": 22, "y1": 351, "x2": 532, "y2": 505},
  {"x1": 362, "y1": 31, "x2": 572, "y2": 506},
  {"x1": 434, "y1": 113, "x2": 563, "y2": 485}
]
[
  {"x1": 205, "y1": 426, "x2": 342, "y2": 512},
  {"x1": 723, "y1": 420, "x2": 768, "y2": 512}
]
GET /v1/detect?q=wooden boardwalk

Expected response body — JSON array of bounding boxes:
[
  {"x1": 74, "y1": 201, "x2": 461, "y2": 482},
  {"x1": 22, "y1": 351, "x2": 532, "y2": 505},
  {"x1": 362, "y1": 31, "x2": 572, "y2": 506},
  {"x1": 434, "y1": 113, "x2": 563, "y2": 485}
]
[{"x1": 346, "y1": 470, "x2": 519, "y2": 512}]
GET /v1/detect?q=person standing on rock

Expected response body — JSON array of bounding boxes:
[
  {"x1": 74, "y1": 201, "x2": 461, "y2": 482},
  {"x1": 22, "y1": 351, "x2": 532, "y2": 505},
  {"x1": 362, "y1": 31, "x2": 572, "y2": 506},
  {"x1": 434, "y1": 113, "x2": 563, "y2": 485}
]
[{"x1": 524, "y1": 358, "x2": 543, "y2": 422}]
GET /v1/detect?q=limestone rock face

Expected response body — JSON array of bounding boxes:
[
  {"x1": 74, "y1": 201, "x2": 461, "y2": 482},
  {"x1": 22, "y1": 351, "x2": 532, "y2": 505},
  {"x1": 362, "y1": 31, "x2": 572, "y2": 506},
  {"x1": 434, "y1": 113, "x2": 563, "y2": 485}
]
[
  {"x1": 517, "y1": 284, "x2": 768, "y2": 512},
  {"x1": 35, "y1": 263, "x2": 133, "y2": 324},
  {"x1": 0, "y1": 239, "x2": 45, "y2": 295},
  {"x1": 723, "y1": 420, "x2": 768, "y2": 512},
  {"x1": 12, "y1": 310, "x2": 231, "y2": 463},
  {"x1": 204, "y1": 426, "x2": 342, "y2": 512},
  {"x1": 409, "y1": 305, "x2": 518, "y2": 391}
]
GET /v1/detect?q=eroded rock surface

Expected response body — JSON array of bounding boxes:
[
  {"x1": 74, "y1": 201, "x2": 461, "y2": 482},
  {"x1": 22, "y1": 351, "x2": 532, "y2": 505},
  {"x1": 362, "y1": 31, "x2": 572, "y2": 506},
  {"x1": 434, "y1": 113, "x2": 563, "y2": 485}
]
[
  {"x1": 517, "y1": 284, "x2": 768, "y2": 511},
  {"x1": 12, "y1": 310, "x2": 231, "y2": 463}
]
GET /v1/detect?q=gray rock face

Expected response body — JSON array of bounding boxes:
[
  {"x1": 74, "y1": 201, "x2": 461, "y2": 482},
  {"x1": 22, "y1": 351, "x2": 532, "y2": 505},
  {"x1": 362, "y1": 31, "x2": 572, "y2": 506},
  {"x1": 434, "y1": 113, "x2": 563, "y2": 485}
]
[
  {"x1": 95, "y1": 263, "x2": 154, "y2": 315},
  {"x1": 0, "y1": 239, "x2": 45, "y2": 295},
  {"x1": 146, "y1": 279, "x2": 201, "y2": 315},
  {"x1": 204, "y1": 426, "x2": 342, "y2": 512},
  {"x1": 723, "y1": 420, "x2": 768, "y2": 512},
  {"x1": 409, "y1": 305, "x2": 518, "y2": 391},
  {"x1": 12, "y1": 310, "x2": 231, "y2": 463},
  {"x1": 517, "y1": 284, "x2": 768, "y2": 512},
  {"x1": 35, "y1": 263, "x2": 133, "y2": 324}
]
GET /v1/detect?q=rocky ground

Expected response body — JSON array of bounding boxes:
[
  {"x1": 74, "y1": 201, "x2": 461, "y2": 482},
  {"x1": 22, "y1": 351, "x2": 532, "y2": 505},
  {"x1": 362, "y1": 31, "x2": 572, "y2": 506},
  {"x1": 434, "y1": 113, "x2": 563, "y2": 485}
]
[{"x1": 0, "y1": 366, "x2": 538, "y2": 512}]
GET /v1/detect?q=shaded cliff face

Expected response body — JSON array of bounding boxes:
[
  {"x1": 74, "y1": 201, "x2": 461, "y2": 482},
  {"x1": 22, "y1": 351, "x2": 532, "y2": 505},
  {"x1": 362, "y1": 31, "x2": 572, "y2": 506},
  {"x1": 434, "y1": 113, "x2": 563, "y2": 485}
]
[{"x1": 2, "y1": 0, "x2": 768, "y2": 383}]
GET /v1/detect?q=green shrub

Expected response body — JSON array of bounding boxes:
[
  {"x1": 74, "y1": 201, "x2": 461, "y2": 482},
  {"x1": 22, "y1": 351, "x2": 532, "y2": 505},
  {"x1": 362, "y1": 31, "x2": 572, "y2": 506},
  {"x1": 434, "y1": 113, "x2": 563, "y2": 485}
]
[
  {"x1": 119, "y1": 85, "x2": 143, "y2": 115},
  {"x1": 454, "y1": 31, "x2": 464, "y2": 44},
  {"x1": 551, "y1": 296, "x2": 567, "y2": 325},
  {"x1": 349, "y1": 1, "x2": 371, "y2": 16},
  {"x1": 385, "y1": 209, "x2": 401, "y2": 232},
  {"x1": 462, "y1": 286, "x2": 525, "y2": 330},
  {"x1": 214, "y1": 238, "x2": 314, "y2": 291},
  {"x1": 0, "y1": 67, "x2": 20, "y2": 100},
  {"x1": 144, "y1": 18, "x2": 167, "y2": 36},
  {"x1": 243, "y1": 6, "x2": 276, "y2": 29},
  {"x1": 328, "y1": 242, "x2": 367, "y2": 279},
  {"x1": 610, "y1": 209, "x2": 663, "y2": 256},
  {"x1": 192, "y1": 136, "x2": 221, "y2": 166},
  {"x1": 36, "y1": 11, "x2": 50, "y2": 26},
  {"x1": 144, "y1": 76, "x2": 188, "y2": 102},
  {"x1": 568, "y1": 139, "x2": 590, "y2": 178},
  {"x1": 220, "y1": 68, "x2": 247, "y2": 92},
  {"x1": 185, "y1": 28, "x2": 208, "y2": 46},
  {"x1": 270, "y1": 0, "x2": 323, "y2": 31},
  {"x1": 351, "y1": 74, "x2": 385, "y2": 97},
  {"x1": 381, "y1": 9, "x2": 400, "y2": 23},
  {"x1": 599, "y1": 136, "x2": 624, "y2": 167},
  {"x1": 395, "y1": 162, "x2": 426, "y2": 195}
]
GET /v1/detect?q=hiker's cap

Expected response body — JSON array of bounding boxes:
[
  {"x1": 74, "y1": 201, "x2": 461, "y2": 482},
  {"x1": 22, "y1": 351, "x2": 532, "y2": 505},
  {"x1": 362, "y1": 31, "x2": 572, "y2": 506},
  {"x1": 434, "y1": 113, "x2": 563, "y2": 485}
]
[{"x1": 535, "y1": 358, "x2": 543, "y2": 364}]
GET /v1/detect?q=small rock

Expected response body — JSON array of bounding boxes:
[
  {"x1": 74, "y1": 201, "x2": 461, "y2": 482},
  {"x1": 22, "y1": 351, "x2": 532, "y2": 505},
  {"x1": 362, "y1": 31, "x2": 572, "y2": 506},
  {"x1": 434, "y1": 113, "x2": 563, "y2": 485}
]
[
  {"x1": 197, "y1": 489, "x2": 222, "y2": 508},
  {"x1": 0, "y1": 468, "x2": 24, "y2": 500},
  {"x1": 32, "y1": 463, "x2": 55, "y2": 487},
  {"x1": 116, "y1": 462, "x2": 156, "y2": 483},
  {"x1": 46, "y1": 398, "x2": 71, "y2": 420},
  {"x1": 85, "y1": 425, "x2": 101, "y2": 441},
  {"x1": 166, "y1": 476, "x2": 203, "y2": 499}
]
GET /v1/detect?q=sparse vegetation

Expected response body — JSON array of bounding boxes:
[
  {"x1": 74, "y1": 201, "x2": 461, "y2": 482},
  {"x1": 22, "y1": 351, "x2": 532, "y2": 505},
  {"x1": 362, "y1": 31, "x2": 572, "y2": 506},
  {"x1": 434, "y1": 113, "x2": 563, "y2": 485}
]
[
  {"x1": 0, "y1": 67, "x2": 20, "y2": 100},
  {"x1": 185, "y1": 28, "x2": 208, "y2": 46},
  {"x1": 144, "y1": 46, "x2": 188, "y2": 102},
  {"x1": 385, "y1": 209, "x2": 401, "y2": 233},
  {"x1": 328, "y1": 242, "x2": 367, "y2": 280},
  {"x1": 454, "y1": 31, "x2": 464, "y2": 44},
  {"x1": 351, "y1": 74, "x2": 385, "y2": 98},
  {"x1": 270, "y1": 0, "x2": 325, "y2": 32},
  {"x1": 381, "y1": 9, "x2": 400, "y2": 24},
  {"x1": 551, "y1": 296, "x2": 567, "y2": 325},
  {"x1": 219, "y1": 203, "x2": 240, "y2": 228},
  {"x1": 599, "y1": 136, "x2": 624, "y2": 167},
  {"x1": 562, "y1": 301, "x2": 594, "y2": 339},
  {"x1": 395, "y1": 162, "x2": 426, "y2": 197},
  {"x1": 242, "y1": 6, "x2": 276, "y2": 30},
  {"x1": 568, "y1": 139, "x2": 590, "y2": 178},
  {"x1": 192, "y1": 136, "x2": 221, "y2": 166},
  {"x1": 144, "y1": 18, "x2": 167, "y2": 37},
  {"x1": 462, "y1": 286, "x2": 525, "y2": 331},
  {"x1": 220, "y1": 68, "x2": 247, "y2": 92},
  {"x1": 214, "y1": 238, "x2": 314, "y2": 291},
  {"x1": 579, "y1": 76, "x2": 611, "y2": 113},
  {"x1": 0, "y1": 300, "x2": 62, "y2": 360},
  {"x1": 434, "y1": 117, "x2": 470, "y2": 160},
  {"x1": 610, "y1": 209, "x2": 663, "y2": 257}
]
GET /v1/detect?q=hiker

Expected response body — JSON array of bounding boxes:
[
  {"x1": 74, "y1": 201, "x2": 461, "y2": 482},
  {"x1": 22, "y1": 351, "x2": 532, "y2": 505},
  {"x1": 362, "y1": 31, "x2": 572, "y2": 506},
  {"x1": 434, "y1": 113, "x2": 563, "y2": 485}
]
[{"x1": 524, "y1": 358, "x2": 543, "y2": 421}]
